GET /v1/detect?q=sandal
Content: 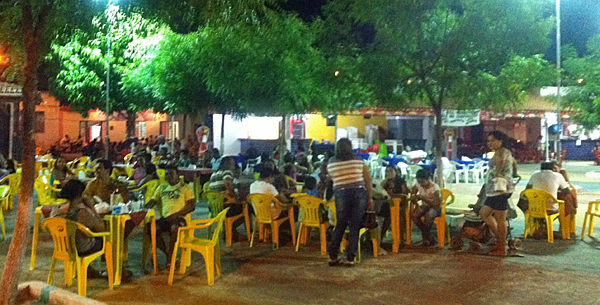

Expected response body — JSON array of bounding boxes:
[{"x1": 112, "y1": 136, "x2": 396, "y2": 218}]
[
  {"x1": 487, "y1": 244, "x2": 507, "y2": 257},
  {"x1": 328, "y1": 258, "x2": 341, "y2": 267}
]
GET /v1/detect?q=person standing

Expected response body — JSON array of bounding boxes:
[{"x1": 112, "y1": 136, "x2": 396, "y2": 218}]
[
  {"x1": 327, "y1": 138, "x2": 373, "y2": 266},
  {"x1": 479, "y1": 131, "x2": 514, "y2": 256}
]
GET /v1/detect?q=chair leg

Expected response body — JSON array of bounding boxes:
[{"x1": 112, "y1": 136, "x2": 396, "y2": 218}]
[
  {"x1": 320, "y1": 224, "x2": 327, "y2": 255},
  {"x1": 589, "y1": 216, "x2": 595, "y2": 237},
  {"x1": 523, "y1": 213, "x2": 529, "y2": 239},
  {"x1": 436, "y1": 218, "x2": 445, "y2": 249},
  {"x1": 77, "y1": 260, "x2": 87, "y2": 297},
  {"x1": 180, "y1": 248, "x2": 189, "y2": 275},
  {"x1": 30, "y1": 209, "x2": 41, "y2": 270},
  {"x1": 250, "y1": 220, "x2": 258, "y2": 248},
  {"x1": 168, "y1": 240, "x2": 179, "y2": 285},
  {"x1": 243, "y1": 205, "x2": 251, "y2": 242},
  {"x1": 289, "y1": 209, "x2": 297, "y2": 246},
  {"x1": 295, "y1": 223, "x2": 303, "y2": 252},
  {"x1": 215, "y1": 245, "x2": 221, "y2": 277},
  {"x1": 47, "y1": 258, "x2": 56, "y2": 285},
  {"x1": 570, "y1": 214, "x2": 576, "y2": 234},
  {"x1": 226, "y1": 218, "x2": 233, "y2": 246},
  {"x1": 0, "y1": 209, "x2": 5, "y2": 239},
  {"x1": 372, "y1": 239, "x2": 378, "y2": 258},
  {"x1": 272, "y1": 223, "x2": 280, "y2": 249},
  {"x1": 105, "y1": 242, "x2": 114, "y2": 290},
  {"x1": 206, "y1": 248, "x2": 215, "y2": 285},
  {"x1": 547, "y1": 216, "x2": 554, "y2": 243},
  {"x1": 581, "y1": 213, "x2": 588, "y2": 240},
  {"x1": 259, "y1": 223, "x2": 264, "y2": 241}
]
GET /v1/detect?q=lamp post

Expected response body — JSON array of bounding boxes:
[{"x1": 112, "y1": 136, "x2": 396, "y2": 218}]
[
  {"x1": 104, "y1": 0, "x2": 112, "y2": 159},
  {"x1": 555, "y1": 0, "x2": 562, "y2": 161}
]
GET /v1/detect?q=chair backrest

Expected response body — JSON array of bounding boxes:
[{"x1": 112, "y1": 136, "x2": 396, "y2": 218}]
[
  {"x1": 203, "y1": 182, "x2": 211, "y2": 193},
  {"x1": 210, "y1": 208, "x2": 229, "y2": 244},
  {"x1": 294, "y1": 195, "x2": 324, "y2": 227},
  {"x1": 247, "y1": 193, "x2": 277, "y2": 224},
  {"x1": 326, "y1": 200, "x2": 336, "y2": 225},
  {"x1": 48, "y1": 159, "x2": 57, "y2": 170},
  {"x1": 408, "y1": 165, "x2": 422, "y2": 176},
  {"x1": 77, "y1": 156, "x2": 90, "y2": 167},
  {"x1": 35, "y1": 177, "x2": 56, "y2": 206},
  {"x1": 35, "y1": 162, "x2": 44, "y2": 177},
  {"x1": 42, "y1": 217, "x2": 78, "y2": 262},
  {"x1": 124, "y1": 154, "x2": 133, "y2": 165},
  {"x1": 125, "y1": 166, "x2": 134, "y2": 178},
  {"x1": 3, "y1": 173, "x2": 21, "y2": 197},
  {"x1": 142, "y1": 179, "x2": 161, "y2": 203},
  {"x1": 440, "y1": 188, "x2": 454, "y2": 217},
  {"x1": 157, "y1": 169, "x2": 166, "y2": 184},
  {"x1": 204, "y1": 191, "x2": 226, "y2": 218},
  {"x1": 151, "y1": 156, "x2": 160, "y2": 165},
  {"x1": 520, "y1": 189, "x2": 556, "y2": 218},
  {"x1": 0, "y1": 185, "x2": 10, "y2": 210}
]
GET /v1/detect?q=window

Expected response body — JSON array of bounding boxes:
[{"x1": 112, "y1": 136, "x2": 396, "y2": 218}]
[
  {"x1": 135, "y1": 122, "x2": 146, "y2": 138},
  {"x1": 160, "y1": 121, "x2": 179, "y2": 140},
  {"x1": 35, "y1": 112, "x2": 45, "y2": 133}
]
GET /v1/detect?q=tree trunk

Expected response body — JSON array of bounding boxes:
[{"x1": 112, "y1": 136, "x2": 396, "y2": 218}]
[
  {"x1": 278, "y1": 115, "x2": 288, "y2": 168},
  {"x1": 0, "y1": 12, "x2": 40, "y2": 305},
  {"x1": 220, "y1": 113, "x2": 225, "y2": 154},
  {"x1": 433, "y1": 106, "x2": 444, "y2": 188},
  {"x1": 126, "y1": 109, "x2": 136, "y2": 139}
]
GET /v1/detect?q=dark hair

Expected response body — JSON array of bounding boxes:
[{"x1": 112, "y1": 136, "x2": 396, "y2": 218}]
[
  {"x1": 5, "y1": 159, "x2": 16, "y2": 173},
  {"x1": 211, "y1": 148, "x2": 220, "y2": 158},
  {"x1": 488, "y1": 131, "x2": 508, "y2": 148},
  {"x1": 180, "y1": 149, "x2": 189, "y2": 155},
  {"x1": 335, "y1": 138, "x2": 354, "y2": 161},
  {"x1": 259, "y1": 167, "x2": 276, "y2": 179},
  {"x1": 541, "y1": 161, "x2": 556, "y2": 171},
  {"x1": 415, "y1": 169, "x2": 430, "y2": 180},
  {"x1": 303, "y1": 176, "x2": 317, "y2": 191},
  {"x1": 219, "y1": 156, "x2": 236, "y2": 170},
  {"x1": 59, "y1": 180, "x2": 86, "y2": 201},
  {"x1": 283, "y1": 152, "x2": 294, "y2": 164},
  {"x1": 165, "y1": 164, "x2": 179, "y2": 173},
  {"x1": 283, "y1": 164, "x2": 295, "y2": 176},
  {"x1": 145, "y1": 163, "x2": 158, "y2": 179},
  {"x1": 96, "y1": 159, "x2": 113, "y2": 172}
]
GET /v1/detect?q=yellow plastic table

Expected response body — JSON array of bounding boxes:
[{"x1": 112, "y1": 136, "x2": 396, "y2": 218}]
[{"x1": 104, "y1": 210, "x2": 157, "y2": 286}]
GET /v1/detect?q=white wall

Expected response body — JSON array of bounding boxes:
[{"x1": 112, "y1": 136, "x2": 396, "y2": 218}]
[{"x1": 213, "y1": 114, "x2": 282, "y2": 155}]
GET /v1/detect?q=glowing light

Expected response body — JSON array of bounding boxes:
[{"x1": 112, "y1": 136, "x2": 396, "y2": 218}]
[
  {"x1": 577, "y1": 78, "x2": 584, "y2": 84},
  {"x1": 407, "y1": 79, "x2": 412, "y2": 84},
  {"x1": 334, "y1": 71, "x2": 340, "y2": 76}
]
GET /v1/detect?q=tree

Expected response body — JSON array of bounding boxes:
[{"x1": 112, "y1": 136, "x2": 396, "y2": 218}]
[
  {"x1": 563, "y1": 35, "x2": 600, "y2": 131},
  {"x1": 322, "y1": 0, "x2": 553, "y2": 185},
  {"x1": 47, "y1": 8, "x2": 169, "y2": 137}
]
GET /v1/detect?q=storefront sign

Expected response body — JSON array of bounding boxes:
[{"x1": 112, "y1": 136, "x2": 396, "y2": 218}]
[{"x1": 442, "y1": 110, "x2": 481, "y2": 127}]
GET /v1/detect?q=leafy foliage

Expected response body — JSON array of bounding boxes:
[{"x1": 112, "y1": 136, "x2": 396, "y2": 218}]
[
  {"x1": 47, "y1": 7, "x2": 169, "y2": 116},
  {"x1": 563, "y1": 35, "x2": 600, "y2": 130}
]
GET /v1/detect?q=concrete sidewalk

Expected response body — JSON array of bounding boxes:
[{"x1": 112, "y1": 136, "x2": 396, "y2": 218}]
[{"x1": 2, "y1": 161, "x2": 600, "y2": 304}]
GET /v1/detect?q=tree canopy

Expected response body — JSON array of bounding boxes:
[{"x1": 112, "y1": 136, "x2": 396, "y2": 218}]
[{"x1": 563, "y1": 35, "x2": 600, "y2": 131}]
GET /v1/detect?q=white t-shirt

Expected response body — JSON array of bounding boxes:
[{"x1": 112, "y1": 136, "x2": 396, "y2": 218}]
[
  {"x1": 250, "y1": 180, "x2": 281, "y2": 219},
  {"x1": 416, "y1": 182, "x2": 441, "y2": 206},
  {"x1": 527, "y1": 170, "x2": 570, "y2": 211}
]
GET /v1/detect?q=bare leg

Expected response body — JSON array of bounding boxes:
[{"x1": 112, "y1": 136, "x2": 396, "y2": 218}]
[
  {"x1": 480, "y1": 206, "x2": 499, "y2": 238},
  {"x1": 493, "y1": 210, "x2": 508, "y2": 247}
]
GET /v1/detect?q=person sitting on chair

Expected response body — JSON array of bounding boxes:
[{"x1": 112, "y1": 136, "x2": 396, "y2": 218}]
[
  {"x1": 526, "y1": 161, "x2": 570, "y2": 215},
  {"x1": 411, "y1": 169, "x2": 442, "y2": 246},
  {"x1": 250, "y1": 167, "x2": 291, "y2": 220},
  {"x1": 145, "y1": 165, "x2": 195, "y2": 267}
]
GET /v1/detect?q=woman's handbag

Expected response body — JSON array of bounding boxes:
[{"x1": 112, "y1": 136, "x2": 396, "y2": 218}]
[
  {"x1": 362, "y1": 210, "x2": 378, "y2": 229},
  {"x1": 493, "y1": 177, "x2": 508, "y2": 192}
]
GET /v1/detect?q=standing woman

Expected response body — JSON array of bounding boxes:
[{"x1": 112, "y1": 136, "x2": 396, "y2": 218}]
[
  {"x1": 327, "y1": 138, "x2": 373, "y2": 266},
  {"x1": 480, "y1": 131, "x2": 514, "y2": 256}
]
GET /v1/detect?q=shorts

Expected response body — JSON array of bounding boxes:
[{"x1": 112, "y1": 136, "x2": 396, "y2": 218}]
[
  {"x1": 156, "y1": 217, "x2": 187, "y2": 232},
  {"x1": 484, "y1": 193, "x2": 512, "y2": 211}
]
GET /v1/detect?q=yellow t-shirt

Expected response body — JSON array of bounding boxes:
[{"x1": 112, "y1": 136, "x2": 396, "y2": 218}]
[{"x1": 152, "y1": 182, "x2": 195, "y2": 218}]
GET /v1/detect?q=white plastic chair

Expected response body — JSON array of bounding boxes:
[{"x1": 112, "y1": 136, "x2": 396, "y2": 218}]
[
  {"x1": 466, "y1": 161, "x2": 484, "y2": 184},
  {"x1": 449, "y1": 161, "x2": 466, "y2": 183},
  {"x1": 397, "y1": 162, "x2": 409, "y2": 178}
]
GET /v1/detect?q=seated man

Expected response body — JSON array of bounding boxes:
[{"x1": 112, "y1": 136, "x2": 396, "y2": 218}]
[
  {"x1": 411, "y1": 169, "x2": 442, "y2": 246},
  {"x1": 250, "y1": 167, "x2": 290, "y2": 220},
  {"x1": 84, "y1": 159, "x2": 129, "y2": 204},
  {"x1": 526, "y1": 161, "x2": 570, "y2": 214},
  {"x1": 145, "y1": 165, "x2": 195, "y2": 266}
]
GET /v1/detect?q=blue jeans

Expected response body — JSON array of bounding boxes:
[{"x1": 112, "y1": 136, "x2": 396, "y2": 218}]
[{"x1": 328, "y1": 187, "x2": 369, "y2": 262}]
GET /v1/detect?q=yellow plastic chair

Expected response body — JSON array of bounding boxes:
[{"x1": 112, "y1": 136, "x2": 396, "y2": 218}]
[
  {"x1": 331, "y1": 201, "x2": 378, "y2": 262},
  {"x1": 43, "y1": 218, "x2": 114, "y2": 297},
  {"x1": 204, "y1": 191, "x2": 251, "y2": 246},
  {"x1": 390, "y1": 197, "x2": 404, "y2": 253},
  {"x1": 124, "y1": 166, "x2": 134, "y2": 178},
  {"x1": 294, "y1": 195, "x2": 329, "y2": 255},
  {"x1": 168, "y1": 208, "x2": 229, "y2": 286},
  {"x1": 0, "y1": 173, "x2": 21, "y2": 209},
  {"x1": 405, "y1": 188, "x2": 453, "y2": 248},
  {"x1": 247, "y1": 193, "x2": 296, "y2": 249},
  {"x1": 581, "y1": 200, "x2": 600, "y2": 240},
  {"x1": 151, "y1": 156, "x2": 160, "y2": 165},
  {"x1": 129, "y1": 179, "x2": 160, "y2": 203},
  {"x1": 35, "y1": 176, "x2": 67, "y2": 207},
  {"x1": 48, "y1": 159, "x2": 56, "y2": 170},
  {"x1": 0, "y1": 186, "x2": 9, "y2": 239},
  {"x1": 35, "y1": 161, "x2": 44, "y2": 178},
  {"x1": 521, "y1": 189, "x2": 567, "y2": 243},
  {"x1": 124, "y1": 153, "x2": 133, "y2": 165}
]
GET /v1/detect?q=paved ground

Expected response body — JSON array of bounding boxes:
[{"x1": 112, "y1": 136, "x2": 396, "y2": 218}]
[{"x1": 3, "y1": 161, "x2": 600, "y2": 304}]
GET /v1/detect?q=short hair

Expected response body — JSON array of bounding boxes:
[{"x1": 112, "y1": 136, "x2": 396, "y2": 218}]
[
  {"x1": 59, "y1": 180, "x2": 86, "y2": 200},
  {"x1": 304, "y1": 176, "x2": 317, "y2": 190},
  {"x1": 96, "y1": 159, "x2": 113, "y2": 172},
  {"x1": 283, "y1": 164, "x2": 295, "y2": 176},
  {"x1": 145, "y1": 163, "x2": 157, "y2": 176},
  {"x1": 219, "y1": 156, "x2": 236, "y2": 170},
  {"x1": 541, "y1": 161, "x2": 556, "y2": 171},
  {"x1": 165, "y1": 164, "x2": 179, "y2": 172},
  {"x1": 415, "y1": 169, "x2": 430, "y2": 180},
  {"x1": 488, "y1": 131, "x2": 508, "y2": 148},
  {"x1": 181, "y1": 149, "x2": 189, "y2": 155},
  {"x1": 259, "y1": 167, "x2": 276, "y2": 179}
]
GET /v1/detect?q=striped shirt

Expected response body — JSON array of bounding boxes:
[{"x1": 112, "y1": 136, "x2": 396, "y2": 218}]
[
  {"x1": 208, "y1": 170, "x2": 234, "y2": 192},
  {"x1": 327, "y1": 158, "x2": 365, "y2": 190}
]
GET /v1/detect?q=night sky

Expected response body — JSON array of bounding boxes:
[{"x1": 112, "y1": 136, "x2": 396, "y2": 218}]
[{"x1": 283, "y1": 0, "x2": 600, "y2": 59}]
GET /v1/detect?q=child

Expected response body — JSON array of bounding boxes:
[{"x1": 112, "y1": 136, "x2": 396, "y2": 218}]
[
  {"x1": 411, "y1": 169, "x2": 442, "y2": 246},
  {"x1": 145, "y1": 165, "x2": 196, "y2": 266},
  {"x1": 302, "y1": 176, "x2": 319, "y2": 197}
]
